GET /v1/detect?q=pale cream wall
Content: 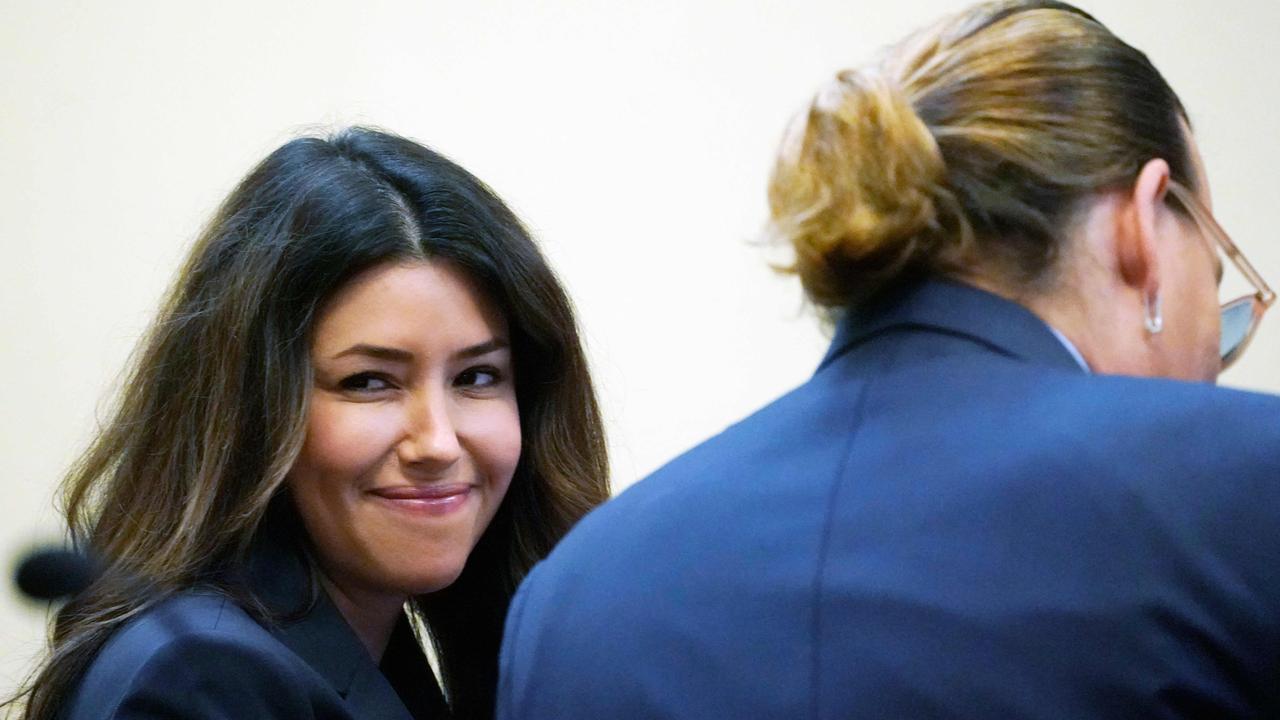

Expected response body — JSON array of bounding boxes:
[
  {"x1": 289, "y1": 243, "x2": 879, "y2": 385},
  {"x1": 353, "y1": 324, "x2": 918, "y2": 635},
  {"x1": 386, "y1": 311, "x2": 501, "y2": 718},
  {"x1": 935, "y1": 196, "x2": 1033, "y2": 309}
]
[{"x1": 3, "y1": 0, "x2": 1276, "y2": 695}]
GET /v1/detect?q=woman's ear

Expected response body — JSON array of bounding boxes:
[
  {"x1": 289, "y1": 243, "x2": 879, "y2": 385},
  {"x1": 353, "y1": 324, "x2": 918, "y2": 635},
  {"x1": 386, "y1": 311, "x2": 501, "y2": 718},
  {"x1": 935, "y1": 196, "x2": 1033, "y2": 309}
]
[{"x1": 1116, "y1": 158, "x2": 1172, "y2": 298}]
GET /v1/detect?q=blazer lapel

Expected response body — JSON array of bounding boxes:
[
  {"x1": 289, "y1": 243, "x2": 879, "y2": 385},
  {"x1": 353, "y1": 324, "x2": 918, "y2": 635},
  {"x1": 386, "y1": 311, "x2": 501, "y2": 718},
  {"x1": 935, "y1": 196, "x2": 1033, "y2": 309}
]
[
  {"x1": 272, "y1": 590, "x2": 417, "y2": 720},
  {"x1": 245, "y1": 524, "x2": 424, "y2": 720}
]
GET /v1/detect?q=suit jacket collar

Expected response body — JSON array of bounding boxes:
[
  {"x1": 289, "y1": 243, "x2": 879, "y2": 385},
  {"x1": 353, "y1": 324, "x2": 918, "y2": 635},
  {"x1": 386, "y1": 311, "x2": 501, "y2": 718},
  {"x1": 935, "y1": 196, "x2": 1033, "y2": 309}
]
[
  {"x1": 818, "y1": 278, "x2": 1086, "y2": 373},
  {"x1": 245, "y1": 518, "x2": 443, "y2": 720}
]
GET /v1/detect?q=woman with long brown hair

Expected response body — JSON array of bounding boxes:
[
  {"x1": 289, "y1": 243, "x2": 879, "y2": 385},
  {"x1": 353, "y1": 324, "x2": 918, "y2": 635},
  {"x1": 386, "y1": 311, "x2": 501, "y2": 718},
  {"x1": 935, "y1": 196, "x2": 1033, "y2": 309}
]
[{"x1": 10, "y1": 127, "x2": 609, "y2": 719}]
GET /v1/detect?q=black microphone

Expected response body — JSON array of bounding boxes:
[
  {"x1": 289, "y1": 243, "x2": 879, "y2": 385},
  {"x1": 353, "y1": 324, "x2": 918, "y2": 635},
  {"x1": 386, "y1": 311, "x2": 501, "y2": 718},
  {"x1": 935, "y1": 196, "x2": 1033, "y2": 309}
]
[{"x1": 13, "y1": 546, "x2": 98, "y2": 601}]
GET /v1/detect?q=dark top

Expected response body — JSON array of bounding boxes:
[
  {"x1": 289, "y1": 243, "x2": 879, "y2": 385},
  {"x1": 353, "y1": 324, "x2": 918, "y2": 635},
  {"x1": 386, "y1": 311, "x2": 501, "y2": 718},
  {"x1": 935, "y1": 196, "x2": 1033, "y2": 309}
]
[
  {"x1": 61, "y1": 523, "x2": 448, "y2": 719},
  {"x1": 498, "y1": 279, "x2": 1280, "y2": 719}
]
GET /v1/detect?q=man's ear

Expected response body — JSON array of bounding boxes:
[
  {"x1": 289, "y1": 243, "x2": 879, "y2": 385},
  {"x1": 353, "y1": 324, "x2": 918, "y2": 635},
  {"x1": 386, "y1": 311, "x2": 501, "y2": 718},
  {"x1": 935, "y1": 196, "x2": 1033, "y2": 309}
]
[{"x1": 1117, "y1": 158, "x2": 1171, "y2": 296}]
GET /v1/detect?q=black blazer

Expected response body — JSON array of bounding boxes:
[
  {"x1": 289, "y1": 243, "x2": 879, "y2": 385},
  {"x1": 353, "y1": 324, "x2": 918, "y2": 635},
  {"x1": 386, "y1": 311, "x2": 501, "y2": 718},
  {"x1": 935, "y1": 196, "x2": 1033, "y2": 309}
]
[{"x1": 61, "y1": 526, "x2": 447, "y2": 719}]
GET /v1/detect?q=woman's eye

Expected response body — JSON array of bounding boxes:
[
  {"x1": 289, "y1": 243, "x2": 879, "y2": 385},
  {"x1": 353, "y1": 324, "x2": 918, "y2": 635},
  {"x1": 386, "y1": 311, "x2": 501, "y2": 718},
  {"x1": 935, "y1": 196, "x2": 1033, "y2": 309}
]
[
  {"x1": 456, "y1": 366, "x2": 502, "y2": 389},
  {"x1": 338, "y1": 373, "x2": 394, "y2": 392}
]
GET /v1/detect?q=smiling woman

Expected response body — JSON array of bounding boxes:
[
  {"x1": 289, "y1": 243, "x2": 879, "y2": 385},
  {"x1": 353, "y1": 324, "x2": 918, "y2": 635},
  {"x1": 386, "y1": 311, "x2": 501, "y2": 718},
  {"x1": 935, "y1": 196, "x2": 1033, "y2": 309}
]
[
  {"x1": 294, "y1": 261, "x2": 524, "y2": 660},
  {"x1": 7, "y1": 128, "x2": 609, "y2": 720}
]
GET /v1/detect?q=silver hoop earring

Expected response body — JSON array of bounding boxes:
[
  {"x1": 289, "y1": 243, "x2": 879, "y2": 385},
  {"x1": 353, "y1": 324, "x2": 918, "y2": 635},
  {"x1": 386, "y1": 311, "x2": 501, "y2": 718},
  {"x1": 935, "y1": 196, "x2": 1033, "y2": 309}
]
[{"x1": 1144, "y1": 293, "x2": 1163, "y2": 334}]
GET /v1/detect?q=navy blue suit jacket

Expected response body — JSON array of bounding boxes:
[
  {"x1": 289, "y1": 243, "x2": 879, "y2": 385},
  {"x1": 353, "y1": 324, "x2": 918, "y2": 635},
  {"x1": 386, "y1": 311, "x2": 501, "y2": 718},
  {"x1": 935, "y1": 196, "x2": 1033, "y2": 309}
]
[
  {"x1": 498, "y1": 280, "x2": 1280, "y2": 718},
  {"x1": 61, "y1": 526, "x2": 446, "y2": 719}
]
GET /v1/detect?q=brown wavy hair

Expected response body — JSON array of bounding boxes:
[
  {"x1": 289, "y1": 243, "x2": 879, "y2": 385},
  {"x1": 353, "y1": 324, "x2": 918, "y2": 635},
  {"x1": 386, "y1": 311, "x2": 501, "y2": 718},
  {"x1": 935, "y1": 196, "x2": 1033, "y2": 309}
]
[
  {"x1": 769, "y1": 0, "x2": 1195, "y2": 311},
  {"x1": 9, "y1": 127, "x2": 609, "y2": 720}
]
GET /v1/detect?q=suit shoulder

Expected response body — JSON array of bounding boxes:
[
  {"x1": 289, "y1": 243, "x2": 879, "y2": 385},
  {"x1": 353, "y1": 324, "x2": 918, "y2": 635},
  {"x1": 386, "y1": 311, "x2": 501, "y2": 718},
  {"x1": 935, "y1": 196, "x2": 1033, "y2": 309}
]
[
  {"x1": 64, "y1": 593, "x2": 317, "y2": 719},
  {"x1": 95, "y1": 592, "x2": 280, "y2": 666},
  {"x1": 536, "y1": 370, "x2": 862, "y2": 585},
  {"x1": 1084, "y1": 371, "x2": 1280, "y2": 411},
  {"x1": 1061, "y1": 375, "x2": 1280, "y2": 462},
  {"x1": 1078, "y1": 377, "x2": 1280, "y2": 523}
]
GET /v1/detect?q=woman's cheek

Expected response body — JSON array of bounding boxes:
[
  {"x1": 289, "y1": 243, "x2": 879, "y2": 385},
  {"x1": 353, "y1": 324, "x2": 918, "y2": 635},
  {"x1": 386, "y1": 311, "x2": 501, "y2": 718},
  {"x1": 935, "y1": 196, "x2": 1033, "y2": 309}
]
[
  {"x1": 304, "y1": 397, "x2": 403, "y2": 475},
  {"x1": 463, "y1": 398, "x2": 523, "y2": 486}
]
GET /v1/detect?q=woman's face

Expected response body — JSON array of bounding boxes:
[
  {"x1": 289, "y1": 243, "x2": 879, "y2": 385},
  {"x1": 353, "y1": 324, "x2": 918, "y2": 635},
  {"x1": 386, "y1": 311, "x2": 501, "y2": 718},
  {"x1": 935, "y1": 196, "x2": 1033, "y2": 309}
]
[{"x1": 288, "y1": 259, "x2": 521, "y2": 611}]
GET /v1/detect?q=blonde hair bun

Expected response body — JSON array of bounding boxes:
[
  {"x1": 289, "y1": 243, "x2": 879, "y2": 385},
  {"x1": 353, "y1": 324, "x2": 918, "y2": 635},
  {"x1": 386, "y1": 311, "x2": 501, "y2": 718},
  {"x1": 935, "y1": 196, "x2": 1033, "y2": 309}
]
[
  {"x1": 767, "y1": 1, "x2": 1194, "y2": 311},
  {"x1": 769, "y1": 68, "x2": 948, "y2": 308}
]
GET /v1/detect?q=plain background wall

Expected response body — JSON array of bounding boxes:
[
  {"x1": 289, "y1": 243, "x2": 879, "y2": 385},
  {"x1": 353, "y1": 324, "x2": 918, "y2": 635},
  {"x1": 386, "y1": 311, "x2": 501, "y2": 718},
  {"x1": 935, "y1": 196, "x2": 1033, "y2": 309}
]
[{"x1": 3, "y1": 0, "x2": 1277, "y2": 696}]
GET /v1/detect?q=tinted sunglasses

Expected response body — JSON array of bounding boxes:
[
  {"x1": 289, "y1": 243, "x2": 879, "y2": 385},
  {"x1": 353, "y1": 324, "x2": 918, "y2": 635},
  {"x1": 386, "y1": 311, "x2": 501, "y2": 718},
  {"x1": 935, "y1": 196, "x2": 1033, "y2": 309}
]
[{"x1": 1166, "y1": 181, "x2": 1274, "y2": 371}]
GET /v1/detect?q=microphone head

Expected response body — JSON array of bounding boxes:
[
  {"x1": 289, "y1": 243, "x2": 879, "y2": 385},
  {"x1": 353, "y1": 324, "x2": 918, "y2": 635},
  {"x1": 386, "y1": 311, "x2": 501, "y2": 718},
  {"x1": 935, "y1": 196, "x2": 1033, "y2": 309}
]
[{"x1": 14, "y1": 547, "x2": 97, "y2": 601}]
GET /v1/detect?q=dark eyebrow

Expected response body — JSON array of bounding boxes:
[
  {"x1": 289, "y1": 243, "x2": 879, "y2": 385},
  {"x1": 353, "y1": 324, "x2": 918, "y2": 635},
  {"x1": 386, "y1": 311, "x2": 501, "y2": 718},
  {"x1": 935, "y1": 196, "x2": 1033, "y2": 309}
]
[
  {"x1": 330, "y1": 338, "x2": 509, "y2": 363},
  {"x1": 331, "y1": 344, "x2": 414, "y2": 362},
  {"x1": 457, "y1": 338, "x2": 509, "y2": 360}
]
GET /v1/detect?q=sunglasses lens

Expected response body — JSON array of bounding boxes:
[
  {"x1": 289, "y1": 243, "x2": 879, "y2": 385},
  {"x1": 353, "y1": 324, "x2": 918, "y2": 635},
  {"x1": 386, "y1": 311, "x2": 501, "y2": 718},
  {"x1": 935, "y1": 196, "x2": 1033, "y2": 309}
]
[{"x1": 1220, "y1": 298, "x2": 1256, "y2": 365}]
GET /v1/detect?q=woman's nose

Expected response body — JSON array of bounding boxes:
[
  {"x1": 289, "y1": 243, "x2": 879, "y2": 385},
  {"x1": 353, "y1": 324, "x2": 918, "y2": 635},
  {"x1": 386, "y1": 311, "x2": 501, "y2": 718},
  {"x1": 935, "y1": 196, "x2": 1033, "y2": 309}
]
[{"x1": 398, "y1": 391, "x2": 463, "y2": 470}]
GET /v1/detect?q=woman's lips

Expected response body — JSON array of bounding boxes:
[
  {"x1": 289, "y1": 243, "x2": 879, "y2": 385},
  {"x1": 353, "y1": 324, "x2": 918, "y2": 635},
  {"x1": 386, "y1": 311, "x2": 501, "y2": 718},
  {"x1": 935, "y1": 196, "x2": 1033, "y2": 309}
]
[{"x1": 368, "y1": 484, "x2": 473, "y2": 515}]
